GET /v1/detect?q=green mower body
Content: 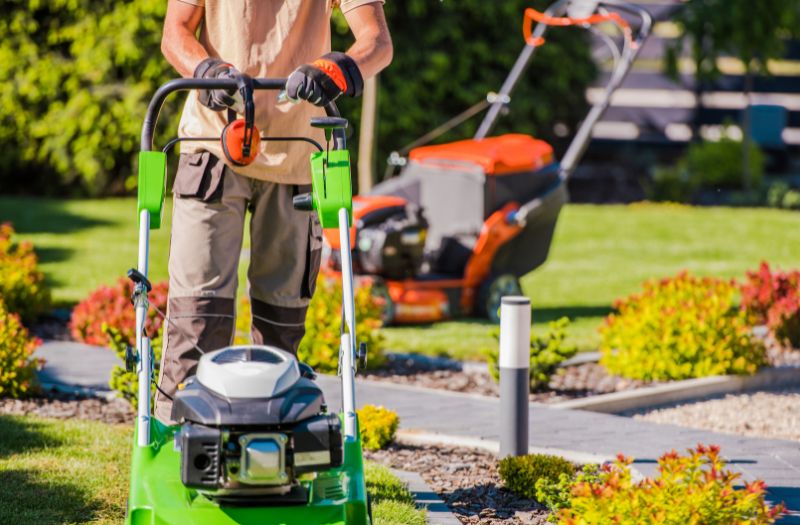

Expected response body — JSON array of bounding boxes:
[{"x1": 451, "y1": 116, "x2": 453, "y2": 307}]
[
  {"x1": 129, "y1": 78, "x2": 364, "y2": 525},
  {"x1": 126, "y1": 420, "x2": 369, "y2": 525}
]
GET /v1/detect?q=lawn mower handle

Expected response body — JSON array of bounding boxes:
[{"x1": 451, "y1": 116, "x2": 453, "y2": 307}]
[{"x1": 140, "y1": 77, "x2": 346, "y2": 152}]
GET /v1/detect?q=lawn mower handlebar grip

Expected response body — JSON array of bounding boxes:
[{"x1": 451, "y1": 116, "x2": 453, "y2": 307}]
[
  {"x1": 293, "y1": 193, "x2": 314, "y2": 212},
  {"x1": 140, "y1": 77, "x2": 345, "y2": 152}
]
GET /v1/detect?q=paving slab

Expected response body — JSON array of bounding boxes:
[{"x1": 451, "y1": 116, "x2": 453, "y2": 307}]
[{"x1": 33, "y1": 341, "x2": 800, "y2": 523}]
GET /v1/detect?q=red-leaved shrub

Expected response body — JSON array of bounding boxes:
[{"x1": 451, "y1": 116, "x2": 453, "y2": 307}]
[
  {"x1": 70, "y1": 277, "x2": 169, "y2": 346},
  {"x1": 741, "y1": 262, "x2": 800, "y2": 348}
]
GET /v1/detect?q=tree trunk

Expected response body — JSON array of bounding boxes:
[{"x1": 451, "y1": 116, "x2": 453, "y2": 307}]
[
  {"x1": 357, "y1": 75, "x2": 379, "y2": 194},
  {"x1": 742, "y1": 66, "x2": 754, "y2": 191}
]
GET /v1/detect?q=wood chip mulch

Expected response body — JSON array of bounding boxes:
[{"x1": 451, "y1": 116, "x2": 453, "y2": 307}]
[{"x1": 366, "y1": 443, "x2": 550, "y2": 524}]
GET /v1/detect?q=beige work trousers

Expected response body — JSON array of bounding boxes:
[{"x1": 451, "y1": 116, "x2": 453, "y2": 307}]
[{"x1": 154, "y1": 152, "x2": 322, "y2": 423}]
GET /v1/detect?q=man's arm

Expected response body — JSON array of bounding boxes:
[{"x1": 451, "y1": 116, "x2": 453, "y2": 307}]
[
  {"x1": 342, "y1": 3, "x2": 393, "y2": 79},
  {"x1": 161, "y1": 0, "x2": 208, "y2": 78}
]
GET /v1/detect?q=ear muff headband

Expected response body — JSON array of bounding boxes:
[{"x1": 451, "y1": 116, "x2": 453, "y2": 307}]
[{"x1": 221, "y1": 74, "x2": 260, "y2": 166}]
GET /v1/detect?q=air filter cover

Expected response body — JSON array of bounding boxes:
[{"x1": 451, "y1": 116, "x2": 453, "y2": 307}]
[{"x1": 196, "y1": 346, "x2": 301, "y2": 399}]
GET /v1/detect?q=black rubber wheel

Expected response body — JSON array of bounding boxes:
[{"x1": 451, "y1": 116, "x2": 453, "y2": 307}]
[{"x1": 477, "y1": 273, "x2": 523, "y2": 323}]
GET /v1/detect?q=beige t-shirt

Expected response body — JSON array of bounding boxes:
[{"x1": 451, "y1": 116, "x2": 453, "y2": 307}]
[{"x1": 176, "y1": 0, "x2": 382, "y2": 183}]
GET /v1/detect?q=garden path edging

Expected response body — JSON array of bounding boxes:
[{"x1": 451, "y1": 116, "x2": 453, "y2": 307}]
[
  {"x1": 551, "y1": 366, "x2": 800, "y2": 414},
  {"x1": 391, "y1": 469, "x2": 462, "y2": 525}
]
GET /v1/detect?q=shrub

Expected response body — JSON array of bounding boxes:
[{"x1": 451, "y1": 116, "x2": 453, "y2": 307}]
[
  {"x1": 685, "y1": 134, "x2": 764, "y2": 190},
  {"x1": 107, "y1": 325, "x2": 162, "y2": 409},
  {"x1": 555, "y1": 445, "x2": 784, "y2": 525},
  {"x1": 357, "y1": 404, "x2": 399, "y2": 451},
  {"x1": 485, "y1": 317, "x2": 578, "y2": 391},
  {"x1": 648, "y1": 135, "x2": 765, "y2": 202},
  {"x1": 0, "y1": 300, "x2": 43, "y2": 398},
  {"x1": 782, "y1": 189, "x2": 800, "y2": 210},
  {"x1": 534, "y1": 464, "x2": 602, "y2": 518},
  {"x1": 1, "y1": 0, "x2": 176, "y2": 195},
  {"x1": 235, "y1": 276, "x2": 386, "y2": 372},
  {"x1": 499, "y1": 454, "x2": 576, "y2": 500},
  {"x1": 0, "y1": 223, "x2": 51, "y2": 323},
  {"x1": 70, "y1": 277, "x2": 169, "y2": 347},
  {"x1": 601, "y1": 272, "x2": 766, "y2": 381},
  {"x1": 741, "y1": 262, "x2": 800, "y2": 348},
  {"x1": 298, "y1": 275, "x2": 386, "y2": 374}
]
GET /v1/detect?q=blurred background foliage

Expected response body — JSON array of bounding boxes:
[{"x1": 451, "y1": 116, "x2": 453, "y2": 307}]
[{"x1": 0, "y1": 0, "x2": 595, "y2": 196}]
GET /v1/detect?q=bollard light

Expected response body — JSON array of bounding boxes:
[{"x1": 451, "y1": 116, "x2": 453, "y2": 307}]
[{"x1": 499, "y1": 296, "x2": 531, "y2": 458}]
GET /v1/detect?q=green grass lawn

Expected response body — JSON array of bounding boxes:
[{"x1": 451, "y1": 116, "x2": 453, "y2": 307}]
[
  {"x1": 383, "y1": 203, "x2": 800, "y2": 357},
  {"x1": 0, "y1": 414, "x2": 424, "y2": 525},
  {"x1": 3, "y1": 198, "x2": 800, "y2": 358}
]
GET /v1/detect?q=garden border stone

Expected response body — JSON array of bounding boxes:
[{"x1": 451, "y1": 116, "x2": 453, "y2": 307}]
[{"x1": 551, "y1": 366, "x2": 800, "y2": 414}]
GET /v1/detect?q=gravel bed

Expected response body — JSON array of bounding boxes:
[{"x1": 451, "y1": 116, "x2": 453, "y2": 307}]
[
  {"x1": 364, "y1": 356, "x2": 652, "y2": 403},
  {"x1": 633, "y1": 388, "x2": 800, "y2": 442},
  {"x1": 366, "y1": 443, "x2": 549, "y2": 524},
  {"x1": 0, "y1": 393, "x2": 134, "y2": 425}
]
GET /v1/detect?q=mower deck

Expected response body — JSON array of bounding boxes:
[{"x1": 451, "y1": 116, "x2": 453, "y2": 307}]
[{"x1": 126, "y1": 420, "x2": 369, "y2": 525}]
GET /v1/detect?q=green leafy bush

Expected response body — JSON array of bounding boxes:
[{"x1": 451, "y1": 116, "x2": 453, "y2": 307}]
[
  {"x1": 499, "y1": 454, "x2": 575, "y2": 500},
  {"x1": 534, "y1": 464, "x2": 602, "y2": 519},
  {"x1": 0, "y1": 0, "x2": 176, "y2": 195},
  {"x1": 0, "y1": 223, "x2": 51, "y2": 323},
  {"x1": 555, "y1": 445, "x2": 784, "y2": 525},
  {"x1": 357, "y1": 404, "x2": 399, "y2": 451},
  {"x1": 485, "y1": 318, "x2": 578, "y2": 391},
  {"x1": 685, "y1": 135, "x2": 764, "y2": 189},
  {"x1": 0, "y1": 299, "x2": 43, "y2": 398},
  {"x1": 600, "y1": 272, "x2": 766, "y2": 381},
  {"x1": 106, "y1": 325, "x2": 162, "y2": 409},
  {"x1": 298, "y1": 275, "x2": 386, "y2": 374},
  {"x1": 648, "y1": 135, "x2": 765, "y2": 202}
]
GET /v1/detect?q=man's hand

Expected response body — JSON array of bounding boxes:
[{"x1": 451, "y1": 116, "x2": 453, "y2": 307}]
[
  {"x1": 286, "y1": 52, "x2": 364, "y2": 107},
  {"x1": 194, "y1": 58, "x2": 241, "y2": 112}
]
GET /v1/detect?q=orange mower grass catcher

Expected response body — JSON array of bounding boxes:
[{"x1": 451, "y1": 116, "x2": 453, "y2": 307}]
[{"x1": 325, "y1": 1, "x2": 653, "y2": 324}]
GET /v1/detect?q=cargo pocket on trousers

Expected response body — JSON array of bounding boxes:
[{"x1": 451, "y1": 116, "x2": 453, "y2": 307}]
[
  {"x1": 173, "y1": 152, "x2": 225, "y2": 202},
  {"x1": 301, "y1": 215, "x2": 323, "y2": 299}
]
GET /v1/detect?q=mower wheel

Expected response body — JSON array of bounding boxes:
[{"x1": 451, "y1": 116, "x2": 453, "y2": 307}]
[{"x1": 478, "y1": 273, "x2": 523, "y2": 323}]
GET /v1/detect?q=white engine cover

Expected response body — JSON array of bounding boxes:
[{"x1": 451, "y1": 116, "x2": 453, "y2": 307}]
[{"x1": 196, "y1": 346, "x2": 301, "y2": 399}]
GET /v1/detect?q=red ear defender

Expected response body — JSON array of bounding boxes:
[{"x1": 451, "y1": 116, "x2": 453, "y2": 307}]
[{"x1": 221, "y1": 119, "x2": 261, "y2": 166}]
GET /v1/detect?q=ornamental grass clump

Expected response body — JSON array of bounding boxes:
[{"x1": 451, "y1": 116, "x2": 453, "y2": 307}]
[
  {"x1": 0, "y1": 299, "x2": 43, "y2": 398},
  {"x1": 499, "y1": 454, "x2": 576, "y2": 500},
  {"x1": 555, "y1": 445, "x2": 784, "y2": 525},
  {"x1": 357, "y1": 405, "x2": 399, "y2": 451},
  {"x1": 0, "y1": 223, "x2": 50, "y2": 323},
  {"x1": 741, "y1": 262, "x2": 800, "y2": 349},
  {"x1": 600, "y1": 272, "x2": 765, "y2": 381}
]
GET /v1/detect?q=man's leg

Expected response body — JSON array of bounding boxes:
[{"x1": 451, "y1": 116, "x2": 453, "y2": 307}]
[
  {"x1": 248, "y1": 182, "x2": 323, "y2": 354},
  {"x1": 154, "y1": 153, "x2": 250, "y2": 423}
]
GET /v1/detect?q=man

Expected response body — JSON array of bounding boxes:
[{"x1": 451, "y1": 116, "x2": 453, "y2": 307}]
[{"x1": 156, "y1": 0, "x2": 392, "y2": 422}]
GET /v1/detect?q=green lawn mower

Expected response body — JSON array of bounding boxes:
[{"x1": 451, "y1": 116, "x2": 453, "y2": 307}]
[{"x1": 126, "y1": 76, "x2": 369, "y2": 525}]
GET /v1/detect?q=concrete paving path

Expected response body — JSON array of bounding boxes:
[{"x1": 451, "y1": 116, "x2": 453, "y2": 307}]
[{"x1": 35, "y1": 341, "x2": 800, "y2": 523}]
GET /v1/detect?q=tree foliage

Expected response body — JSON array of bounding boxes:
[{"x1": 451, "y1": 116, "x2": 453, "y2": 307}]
[
  {"x1": 1, "y1": 0, "x2": 596, "y2": 195},
  {"x1": 667, "y1": 0, "x2": 800, "y2": 81},
  {"x1": 0, "y1": 0, "x2": 176, "y2": 196},
  {"x1": 334, "y1": 0, "x2": 596, "y2": 183}
]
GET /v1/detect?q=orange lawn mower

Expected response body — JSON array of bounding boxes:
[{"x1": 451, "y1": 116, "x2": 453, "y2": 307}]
[{"x1": 326, "y1": 0, "x2": 653, "y2": 324}]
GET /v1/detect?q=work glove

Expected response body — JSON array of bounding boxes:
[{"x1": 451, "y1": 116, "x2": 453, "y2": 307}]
[
  {"x1": 194, "y1": 57, "x2": 241, "y2": 112},
  {"x1": 286, "y1": 52, "x2": 364, "y2": 107}
]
